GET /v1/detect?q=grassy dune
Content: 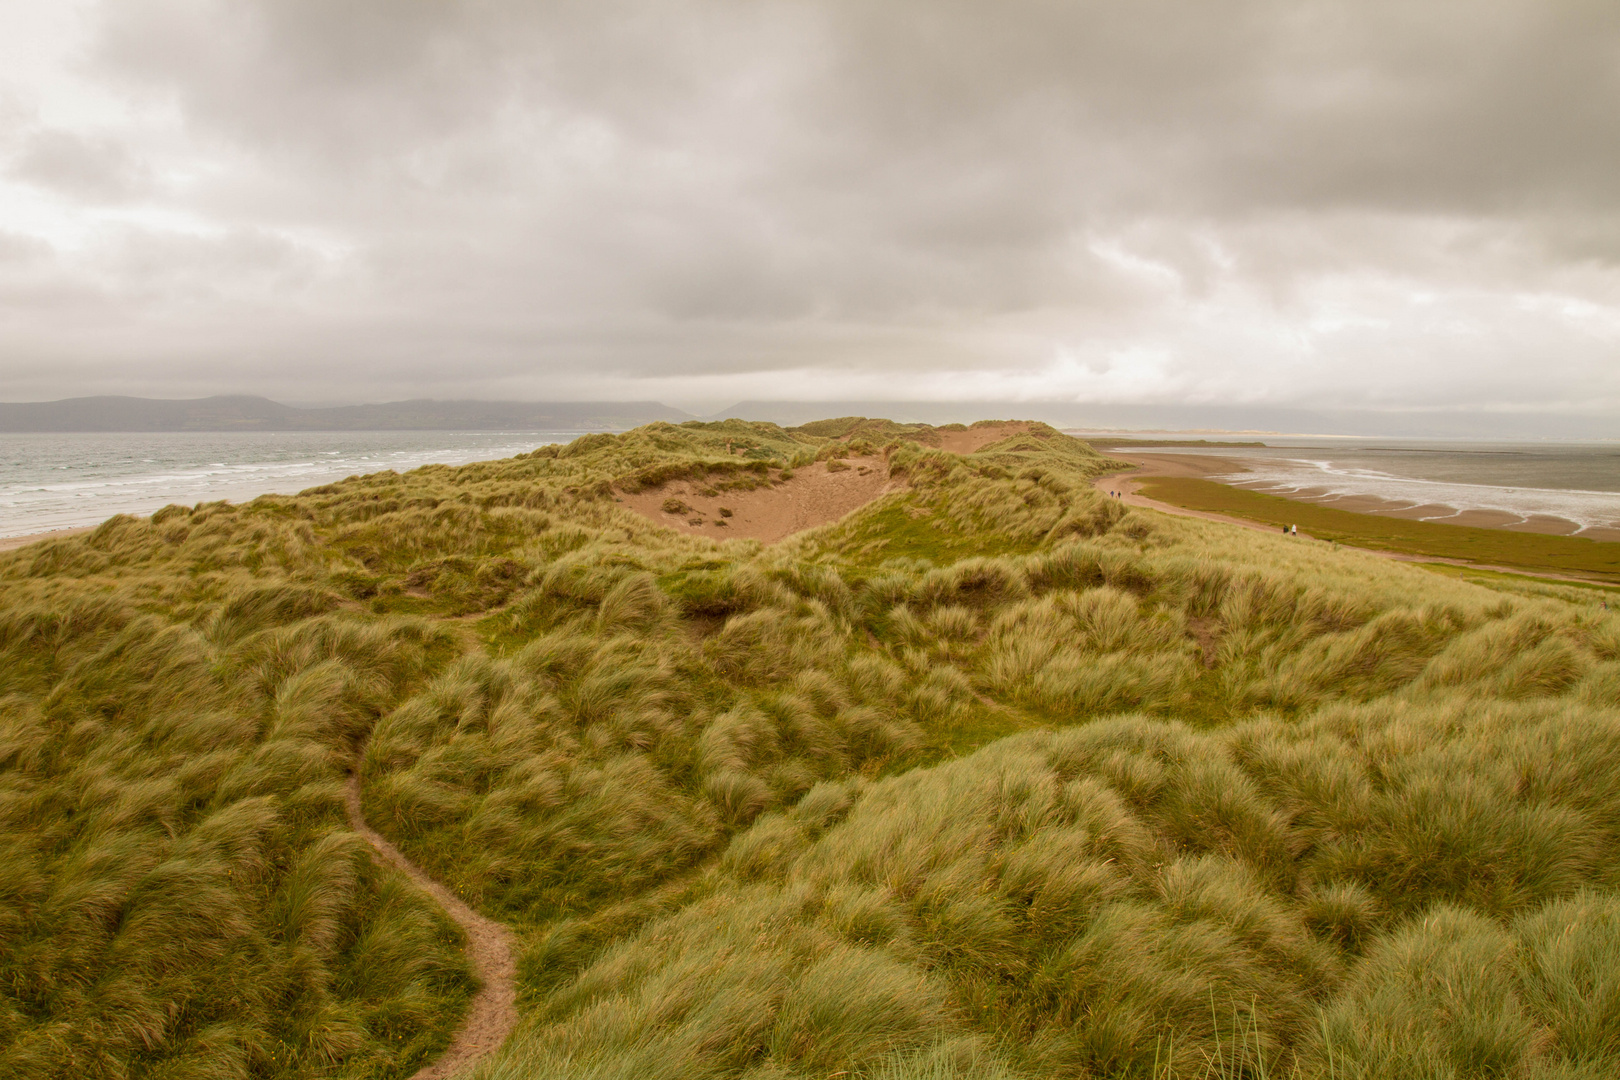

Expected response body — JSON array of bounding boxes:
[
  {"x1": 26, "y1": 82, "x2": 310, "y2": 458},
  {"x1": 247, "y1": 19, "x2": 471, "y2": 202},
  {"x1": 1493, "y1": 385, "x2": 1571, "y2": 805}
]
[{"x1": 2, "y1": 418, "x2": 1618, "y2": 1079}]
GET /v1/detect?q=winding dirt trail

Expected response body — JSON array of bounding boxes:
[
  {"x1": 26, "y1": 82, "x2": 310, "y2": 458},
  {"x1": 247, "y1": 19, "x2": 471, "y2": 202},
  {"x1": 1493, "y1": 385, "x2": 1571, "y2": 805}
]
[{"x1": 344, "y1": 772, "x2": 518, "y2": 1080}]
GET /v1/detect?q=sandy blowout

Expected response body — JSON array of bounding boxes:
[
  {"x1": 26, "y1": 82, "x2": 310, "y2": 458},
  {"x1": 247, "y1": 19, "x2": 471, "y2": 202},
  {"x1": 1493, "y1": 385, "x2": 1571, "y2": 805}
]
[
  {"x1": 618, "y1": 455, "x2": 907, "y2": 543},
  {"x1": 932, "y1": 421, "x2": 1032, "y2": 454},
  {"x1": 617, "y1": 423, "x2": 1033, "y2": 544}
]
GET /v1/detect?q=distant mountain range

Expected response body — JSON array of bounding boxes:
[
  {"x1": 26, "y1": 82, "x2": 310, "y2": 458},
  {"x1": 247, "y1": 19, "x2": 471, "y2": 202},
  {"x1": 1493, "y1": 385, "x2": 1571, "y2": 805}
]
[
  {"x1": 1, "y1": 395, "x2": 1610, "y2": 440},
  {"x1": 0, "y1": 396, "x2": 695, "y2": 432}
]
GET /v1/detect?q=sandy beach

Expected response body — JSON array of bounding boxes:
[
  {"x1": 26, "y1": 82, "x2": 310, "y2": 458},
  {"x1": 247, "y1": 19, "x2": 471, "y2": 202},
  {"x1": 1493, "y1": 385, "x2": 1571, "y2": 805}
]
[
  {"x1": 1106, "y1": 451, "x2": 1620, "y2": 543},
  {"x1": 0, "y1": 526, "x2": 94, "y2": 553}
]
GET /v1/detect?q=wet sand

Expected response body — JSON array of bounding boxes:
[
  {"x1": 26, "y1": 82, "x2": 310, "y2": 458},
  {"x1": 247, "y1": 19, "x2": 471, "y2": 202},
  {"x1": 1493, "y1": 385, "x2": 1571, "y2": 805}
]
[
  {"x1": 1106, "y1": 452, "x2": 1620, "y2": 543},
  {"x1": 1102, "y1": 452, "x2": 1252, "y2": 480},
  {"x1": 1096, "y1": 468, "x2": 1620, "y2": 589}
]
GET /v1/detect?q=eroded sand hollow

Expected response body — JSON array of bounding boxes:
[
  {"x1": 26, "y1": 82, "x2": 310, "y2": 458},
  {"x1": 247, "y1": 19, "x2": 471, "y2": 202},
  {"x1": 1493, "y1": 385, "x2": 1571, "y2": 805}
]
[
  {"x1": 932, "y1": 421, "x2": 1032, "y2": 455},
  {"x1": 618, "y1": 456, "x2": 905, "y2": 544},
  {"x1": 617, "y1": 423, "x2": 1035, "y2": 544}
]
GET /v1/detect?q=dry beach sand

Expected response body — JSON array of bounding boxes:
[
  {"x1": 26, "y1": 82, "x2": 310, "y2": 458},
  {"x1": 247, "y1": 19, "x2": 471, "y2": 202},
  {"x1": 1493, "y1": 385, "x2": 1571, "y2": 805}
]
[
  {"x1": 615, "y1": 423, "x2": 1036, "y2": 544},
  {"x1": 618, "y1": 454, "x2": 907, "y2": 544},
  {"x1": 0, "y1": 526, "x2": 93, "y2": 552}
]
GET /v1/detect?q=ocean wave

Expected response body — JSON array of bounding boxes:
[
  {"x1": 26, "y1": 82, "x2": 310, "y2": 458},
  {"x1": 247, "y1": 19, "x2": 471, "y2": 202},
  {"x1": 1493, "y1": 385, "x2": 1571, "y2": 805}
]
[{"x1": 0, "y1": 432, "x2": 579, "y2": 537}]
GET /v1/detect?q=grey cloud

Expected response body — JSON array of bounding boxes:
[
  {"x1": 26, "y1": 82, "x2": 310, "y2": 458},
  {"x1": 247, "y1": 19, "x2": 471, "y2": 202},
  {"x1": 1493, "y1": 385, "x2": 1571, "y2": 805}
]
[
  {"x1": 8, "y1": 129, "x2": 151, "y2": 202},
  {"x1": 0, "y1": 229, "x2": 53, "y2": 265},
  {"x1": 88, "y1": 2, "x2": 1620, "y2": 215},
  {"x1": 0, "y1": 0, "x2": 1612, "y2": 417}
]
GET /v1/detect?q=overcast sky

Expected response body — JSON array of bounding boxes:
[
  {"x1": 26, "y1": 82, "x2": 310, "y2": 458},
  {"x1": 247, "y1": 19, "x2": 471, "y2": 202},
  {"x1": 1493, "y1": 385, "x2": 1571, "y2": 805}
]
[{"x1": 1, "y1": 0, "x2": 1617, "y2": 419}]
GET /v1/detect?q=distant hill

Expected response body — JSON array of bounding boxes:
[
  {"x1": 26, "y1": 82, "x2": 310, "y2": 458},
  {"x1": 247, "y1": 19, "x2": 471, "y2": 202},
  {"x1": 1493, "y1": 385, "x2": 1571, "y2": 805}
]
[
  {"x1": 709, "y1": 401, "x2": 1619, "y2": 440},
  {"x1": 0, "y1": 396, "x2": 694, "y2": 432}
]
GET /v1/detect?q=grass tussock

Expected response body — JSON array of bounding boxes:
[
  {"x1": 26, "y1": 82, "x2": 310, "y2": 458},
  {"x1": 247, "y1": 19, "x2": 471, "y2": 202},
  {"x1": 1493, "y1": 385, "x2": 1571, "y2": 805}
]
[
  {"x1": 0, "y1": 599, "x2": 474, "y2": 1078},
  {"x1": 2, "y1": 418, "x2": 1618, "y2": 1078},
  {"x1": 484, "y1": 703, "x2": 1620, "y2": 1079}
]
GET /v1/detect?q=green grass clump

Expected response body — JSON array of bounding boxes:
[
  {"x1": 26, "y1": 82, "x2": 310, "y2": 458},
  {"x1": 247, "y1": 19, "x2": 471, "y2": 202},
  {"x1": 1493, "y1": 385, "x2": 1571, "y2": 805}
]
[
  {"x1": 0, "y1": 599, "x2": 474, "y2": 1078},
  {"x1": 479, "y1": 700, "x2": 1620, "y2": 1079},
  {"x1": 2, "y1": 417, "x2": 1618, "y2": 1078}
]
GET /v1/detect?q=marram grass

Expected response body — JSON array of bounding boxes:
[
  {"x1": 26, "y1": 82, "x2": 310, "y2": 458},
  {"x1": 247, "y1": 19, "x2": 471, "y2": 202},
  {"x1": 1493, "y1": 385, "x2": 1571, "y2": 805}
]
[{"x1": 1, "y1": 417, "x2": 1617, "y2": 1079}]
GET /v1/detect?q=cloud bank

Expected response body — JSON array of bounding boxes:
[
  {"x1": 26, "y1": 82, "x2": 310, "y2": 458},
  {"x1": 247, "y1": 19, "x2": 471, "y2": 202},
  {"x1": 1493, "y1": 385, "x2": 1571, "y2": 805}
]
[{"x1": 0, "y1": 0, "x2": 1617, "y2": 421}]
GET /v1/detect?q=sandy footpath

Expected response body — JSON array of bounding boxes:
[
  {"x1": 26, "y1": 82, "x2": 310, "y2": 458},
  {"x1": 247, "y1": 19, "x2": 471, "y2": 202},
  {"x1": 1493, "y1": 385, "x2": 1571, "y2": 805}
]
[{"x1": 344, "y1": 771, "x2": 517, "y2": 1080}]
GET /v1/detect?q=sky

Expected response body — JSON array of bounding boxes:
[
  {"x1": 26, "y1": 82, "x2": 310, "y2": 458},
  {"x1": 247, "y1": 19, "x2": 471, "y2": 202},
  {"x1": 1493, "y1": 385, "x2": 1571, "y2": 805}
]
[{"x1": 0, "y1": 0, "x2": 1617, "y2": 424}]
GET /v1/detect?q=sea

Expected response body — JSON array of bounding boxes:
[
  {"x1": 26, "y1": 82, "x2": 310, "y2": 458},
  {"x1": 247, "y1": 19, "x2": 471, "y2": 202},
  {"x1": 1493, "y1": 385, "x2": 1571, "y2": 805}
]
[
  {"x1": 1087, "y1": 436, "x2": 1620, "y2": 535},
  {"x1": 0, "y1": 430, "x2": 586, "y2": 539}
]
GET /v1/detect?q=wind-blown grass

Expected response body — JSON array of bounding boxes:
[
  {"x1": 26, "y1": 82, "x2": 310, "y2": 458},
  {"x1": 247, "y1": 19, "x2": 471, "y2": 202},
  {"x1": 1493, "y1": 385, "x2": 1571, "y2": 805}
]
[
  {"x1": 0, "y1": 599, "x2": 474, "y2": 1078},
  {"x1": 2, "y1": 417, "x2": 1617, "y2": 1078}
]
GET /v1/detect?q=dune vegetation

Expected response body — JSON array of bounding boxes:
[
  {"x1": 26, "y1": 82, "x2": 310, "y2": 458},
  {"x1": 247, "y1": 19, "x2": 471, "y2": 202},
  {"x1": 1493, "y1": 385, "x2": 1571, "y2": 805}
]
[{"x1": 3, "y1": 418, "x2": 1618, "y2": 1079}]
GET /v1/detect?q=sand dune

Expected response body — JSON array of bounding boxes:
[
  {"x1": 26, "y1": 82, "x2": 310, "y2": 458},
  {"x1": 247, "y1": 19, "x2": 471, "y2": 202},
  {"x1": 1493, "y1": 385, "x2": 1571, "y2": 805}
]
[
  {"x1": 933, "y1": 421, "x2": 1032, "y2": 454},
  {"x1": 616, "y1": 423, "x2": 1038, "y2": 543},
  {"x1": 617, "y1": 455, "x2": 906, "y2": 543}
]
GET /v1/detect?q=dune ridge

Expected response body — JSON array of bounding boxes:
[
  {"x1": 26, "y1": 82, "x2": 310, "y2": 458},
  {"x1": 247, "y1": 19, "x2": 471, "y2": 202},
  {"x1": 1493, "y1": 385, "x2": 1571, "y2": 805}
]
[{"x1": 2, "y1": 416, "x2": 1618, "y2": 1080}]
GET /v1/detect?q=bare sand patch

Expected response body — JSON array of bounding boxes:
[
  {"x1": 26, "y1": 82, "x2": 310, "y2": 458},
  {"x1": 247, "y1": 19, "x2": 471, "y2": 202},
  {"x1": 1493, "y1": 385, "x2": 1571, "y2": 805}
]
[
  {"x1": 935, "y1": 422, "x2": 1033, "y2": 454},
  {"x1": 618, "y1": 456, "x2": 906, "y2": 544}
]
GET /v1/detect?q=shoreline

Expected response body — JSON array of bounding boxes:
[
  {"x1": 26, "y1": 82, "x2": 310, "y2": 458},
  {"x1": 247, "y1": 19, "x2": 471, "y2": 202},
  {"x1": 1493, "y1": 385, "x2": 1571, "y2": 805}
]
[
  {"x1": 1098, "y1": 460, "x2": 1620, "y2": 586},
  {"x1": 1100, "y1": 468, "x2": 1620, "y2": 592},
  {"x1": 0, "y1": 526, "x2": 95, "y2": 553},
  {"x1": 6, "y1": 446, "x2": 1617, "y2": 556},
  {"x1": 1105, "y1": 451, "x2": 1620, "y2": 543}
]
